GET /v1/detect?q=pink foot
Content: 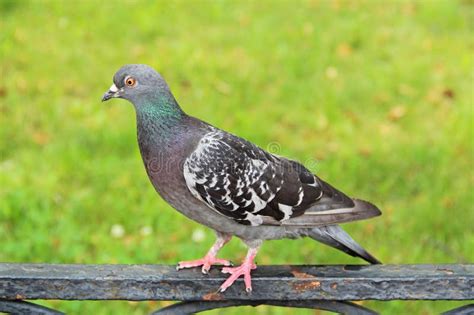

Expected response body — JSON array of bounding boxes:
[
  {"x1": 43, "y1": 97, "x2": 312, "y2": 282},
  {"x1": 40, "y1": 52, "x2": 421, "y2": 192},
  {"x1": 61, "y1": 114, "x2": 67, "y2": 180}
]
[
  {"x1": 176, "y1": 255, "x2": 233, "y2": 274},
  {"x1": 219, "y1": 261, "x2": 257, "y2": 292}
]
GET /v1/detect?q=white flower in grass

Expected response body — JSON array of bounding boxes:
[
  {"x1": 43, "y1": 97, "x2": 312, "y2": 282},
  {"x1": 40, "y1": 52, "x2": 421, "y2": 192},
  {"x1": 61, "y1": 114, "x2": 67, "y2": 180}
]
[
  {"x1": 140, "y1": 225, "x2": 153, "y2": 237},
  {"x1": 192, "y1": 228, "x2": 206, "y2": 243},
  {"x1": 110, "y1": 224, "x2": 125, "y2": 238}
]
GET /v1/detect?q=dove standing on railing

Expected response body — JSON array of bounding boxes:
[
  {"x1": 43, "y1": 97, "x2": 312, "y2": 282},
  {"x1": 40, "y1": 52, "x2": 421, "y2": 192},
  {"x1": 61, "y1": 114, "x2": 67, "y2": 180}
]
[{"x1": 102, "y1": 64, "x2": 382, "y2": 293}]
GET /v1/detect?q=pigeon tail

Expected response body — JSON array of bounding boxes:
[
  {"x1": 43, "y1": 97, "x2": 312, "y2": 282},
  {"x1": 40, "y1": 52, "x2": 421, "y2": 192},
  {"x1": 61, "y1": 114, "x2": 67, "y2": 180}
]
[{"x1": 308, "y1": 225, "x2": 382, "y2": 264}]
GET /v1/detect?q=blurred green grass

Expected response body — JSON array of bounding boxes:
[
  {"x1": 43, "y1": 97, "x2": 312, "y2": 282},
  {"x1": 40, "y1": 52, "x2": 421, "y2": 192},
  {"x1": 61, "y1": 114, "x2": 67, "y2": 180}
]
[{"x1": 0, "y1": 0, "x2": 473, "y2": 314}]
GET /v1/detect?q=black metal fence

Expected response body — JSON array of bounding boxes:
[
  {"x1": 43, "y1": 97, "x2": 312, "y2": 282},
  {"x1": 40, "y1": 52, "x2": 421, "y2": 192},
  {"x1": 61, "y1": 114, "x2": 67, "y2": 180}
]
[{"x1": 0, "y1": 263, "x2": 472, "y2": 314}]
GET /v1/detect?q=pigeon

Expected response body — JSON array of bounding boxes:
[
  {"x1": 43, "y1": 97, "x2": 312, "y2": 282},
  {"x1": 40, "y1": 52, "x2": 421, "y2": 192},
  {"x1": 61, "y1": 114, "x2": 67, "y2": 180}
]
[{"x1": 102, "y1": 64, "x2": 382, "y2": 293}]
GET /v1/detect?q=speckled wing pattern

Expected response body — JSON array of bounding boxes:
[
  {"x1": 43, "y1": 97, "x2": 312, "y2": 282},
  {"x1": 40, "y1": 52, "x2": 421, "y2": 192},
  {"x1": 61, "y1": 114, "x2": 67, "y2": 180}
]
[{"x1": 184, "y1": 129, "x2": 354, "y2": 226}]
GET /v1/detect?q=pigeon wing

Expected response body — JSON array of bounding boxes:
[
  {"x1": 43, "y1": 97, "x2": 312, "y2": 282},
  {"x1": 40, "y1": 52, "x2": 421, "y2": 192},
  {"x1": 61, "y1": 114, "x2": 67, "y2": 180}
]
[{"x1": 184, "y1": 129, "x2": 379, "y2": 226}]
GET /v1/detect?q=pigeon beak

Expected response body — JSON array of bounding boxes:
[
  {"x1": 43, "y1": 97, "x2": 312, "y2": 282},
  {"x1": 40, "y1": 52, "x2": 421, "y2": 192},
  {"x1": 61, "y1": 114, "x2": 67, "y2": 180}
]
[{"x1": 102, "y1": 84, "x2": 120, "y2": 102}]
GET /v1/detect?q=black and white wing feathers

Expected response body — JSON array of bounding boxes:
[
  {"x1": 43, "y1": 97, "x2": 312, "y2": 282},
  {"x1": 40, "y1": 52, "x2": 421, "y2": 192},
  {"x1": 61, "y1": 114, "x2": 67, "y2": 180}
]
[{"x1": 184, "y1": 129, "x2": 378, "y2": 226}]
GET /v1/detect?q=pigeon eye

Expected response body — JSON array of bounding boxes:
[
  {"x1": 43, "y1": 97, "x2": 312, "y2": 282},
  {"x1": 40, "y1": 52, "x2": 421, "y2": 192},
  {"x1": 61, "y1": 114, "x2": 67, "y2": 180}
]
[{"x1": 125, "y1": 77, "x2": 136, "y2": 87}]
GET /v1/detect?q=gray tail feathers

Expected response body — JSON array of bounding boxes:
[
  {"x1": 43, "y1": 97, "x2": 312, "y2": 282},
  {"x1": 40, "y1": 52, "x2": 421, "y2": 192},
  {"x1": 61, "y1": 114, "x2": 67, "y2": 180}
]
[{"x1": 309, "y1": 225, "x2": 381, "y2": 264}]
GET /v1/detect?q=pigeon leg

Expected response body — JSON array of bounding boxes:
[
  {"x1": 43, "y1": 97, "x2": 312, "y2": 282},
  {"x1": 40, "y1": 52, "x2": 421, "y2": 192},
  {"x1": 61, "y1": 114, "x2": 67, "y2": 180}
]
[
  {"x1": 177, "y1": 232, "x2": 232, "y2": 274},
  {"x1": 219, "y1": 245, "x2": 260, "y2": 293}
]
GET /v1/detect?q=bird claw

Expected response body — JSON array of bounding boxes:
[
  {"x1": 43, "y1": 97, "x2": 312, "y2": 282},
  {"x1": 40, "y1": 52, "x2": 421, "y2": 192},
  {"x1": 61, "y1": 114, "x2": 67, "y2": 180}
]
[
  {"x1": 221, "y1": 263, "x2": 256, "y2": 274},
  {"x1": 219, "y1": 262, "x2": 256, "y2": 293},
  {"x1": 176, "y1": 256, "x2": 232, "y2": 273}
]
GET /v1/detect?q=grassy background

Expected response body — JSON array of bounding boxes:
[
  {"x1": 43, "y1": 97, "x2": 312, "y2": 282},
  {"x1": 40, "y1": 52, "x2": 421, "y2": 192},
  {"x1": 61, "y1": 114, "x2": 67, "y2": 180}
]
[{"x1": 1, "y1": 0, "x2": 472, "y2": 314}]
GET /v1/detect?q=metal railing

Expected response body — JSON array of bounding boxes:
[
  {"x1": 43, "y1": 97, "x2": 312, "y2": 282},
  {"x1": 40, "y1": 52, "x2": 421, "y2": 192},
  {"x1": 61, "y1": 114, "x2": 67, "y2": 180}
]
[{"x1": 0, "y1": 263, "x2": 472, "y2": 314}]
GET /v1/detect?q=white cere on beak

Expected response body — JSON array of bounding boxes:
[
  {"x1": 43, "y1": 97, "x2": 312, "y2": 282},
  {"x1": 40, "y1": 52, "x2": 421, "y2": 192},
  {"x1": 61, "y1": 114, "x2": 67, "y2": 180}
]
[{"x1": 109, "y1": 84, "x2": 119, "y2": 92}]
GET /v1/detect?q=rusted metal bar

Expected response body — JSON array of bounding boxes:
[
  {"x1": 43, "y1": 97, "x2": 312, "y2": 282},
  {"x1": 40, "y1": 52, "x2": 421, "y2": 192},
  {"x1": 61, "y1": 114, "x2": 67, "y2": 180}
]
[{"x1": 0, "y1": 264, "x2": 472, "y2": 301}]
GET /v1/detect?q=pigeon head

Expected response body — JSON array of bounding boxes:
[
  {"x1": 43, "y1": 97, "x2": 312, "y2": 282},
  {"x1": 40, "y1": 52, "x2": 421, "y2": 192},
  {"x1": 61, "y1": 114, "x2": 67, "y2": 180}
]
[{"x1": 102, "y1": 64, "x2": 173, "y2": 107}]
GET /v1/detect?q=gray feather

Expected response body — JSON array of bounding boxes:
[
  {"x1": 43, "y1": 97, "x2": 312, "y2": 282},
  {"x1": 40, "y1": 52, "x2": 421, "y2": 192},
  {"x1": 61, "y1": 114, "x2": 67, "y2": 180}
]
[{"x1": 308, "y1": 225, "x2": 381, "y2": 264}]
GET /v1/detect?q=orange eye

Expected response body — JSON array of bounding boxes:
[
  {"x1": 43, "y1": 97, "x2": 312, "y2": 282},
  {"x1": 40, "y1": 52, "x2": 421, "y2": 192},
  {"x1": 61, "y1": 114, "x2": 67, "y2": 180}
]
[{"x1": 125, "y1": 77, "x2": 136, "y2": 87}]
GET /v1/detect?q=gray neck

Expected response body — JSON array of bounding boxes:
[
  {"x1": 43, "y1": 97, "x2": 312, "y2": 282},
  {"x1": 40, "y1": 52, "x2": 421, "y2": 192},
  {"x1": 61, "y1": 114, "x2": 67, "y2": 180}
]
[{"x1": 135, "y1": 89, "x2": 186, "y2": 151}]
